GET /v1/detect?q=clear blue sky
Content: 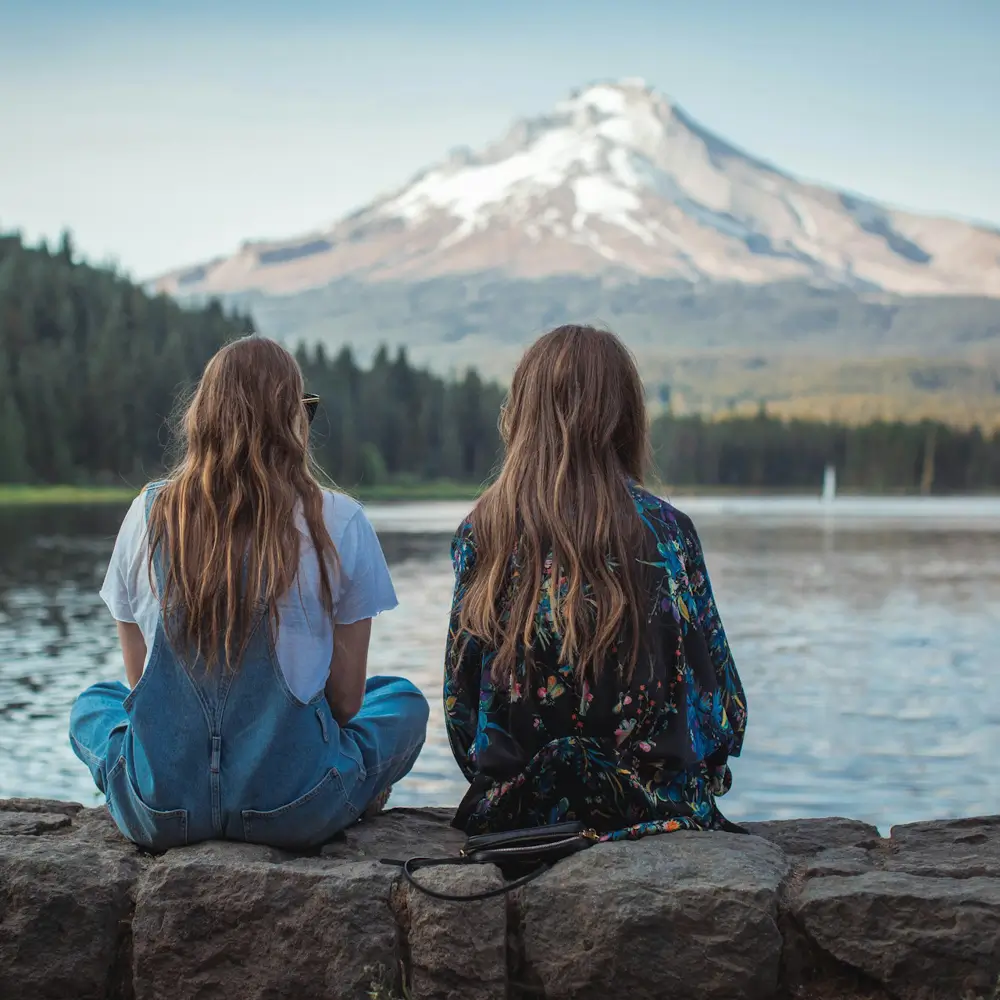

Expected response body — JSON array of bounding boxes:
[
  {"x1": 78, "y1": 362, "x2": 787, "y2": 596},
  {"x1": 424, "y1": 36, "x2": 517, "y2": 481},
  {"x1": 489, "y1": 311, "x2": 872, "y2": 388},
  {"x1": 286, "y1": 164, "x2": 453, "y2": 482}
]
[{"x1": 2, "y1": 0, "x2": 997, "y2": 278}]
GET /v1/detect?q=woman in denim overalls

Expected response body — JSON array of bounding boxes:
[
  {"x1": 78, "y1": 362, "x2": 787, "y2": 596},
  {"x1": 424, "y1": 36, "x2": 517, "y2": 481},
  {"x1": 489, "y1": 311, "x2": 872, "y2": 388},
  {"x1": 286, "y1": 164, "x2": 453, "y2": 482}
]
[{"x1": 69, "y1": 337, "x2": 428, "y2": 851}]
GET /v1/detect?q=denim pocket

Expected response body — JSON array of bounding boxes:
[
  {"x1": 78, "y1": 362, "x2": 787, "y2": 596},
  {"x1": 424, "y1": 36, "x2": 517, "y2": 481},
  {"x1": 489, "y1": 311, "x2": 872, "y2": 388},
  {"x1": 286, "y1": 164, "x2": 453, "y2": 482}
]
[
  {"x1": 105, "y1": 756, "x2": 189, "y2": 852},
  {"x1": 240, "y1": 768, "x2": 350, "y2": 850},
  {"x1": 336, "y1": 736, "x2": 367, "y2": 783}
]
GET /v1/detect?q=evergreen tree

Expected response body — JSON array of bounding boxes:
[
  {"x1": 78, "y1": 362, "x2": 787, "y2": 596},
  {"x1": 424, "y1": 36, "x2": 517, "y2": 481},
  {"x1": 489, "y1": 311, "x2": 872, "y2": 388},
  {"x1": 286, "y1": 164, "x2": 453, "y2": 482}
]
[{"x1": 0, "y1": 356, "x2": 28, "y2": 482}]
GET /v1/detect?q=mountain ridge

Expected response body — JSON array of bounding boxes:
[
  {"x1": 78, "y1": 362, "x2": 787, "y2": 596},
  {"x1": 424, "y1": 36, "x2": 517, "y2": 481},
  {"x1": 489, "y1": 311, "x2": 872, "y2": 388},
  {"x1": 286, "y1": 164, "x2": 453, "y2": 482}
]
[{"x1": 153, "y1": 79, "x2": 1000, "y2": 300}]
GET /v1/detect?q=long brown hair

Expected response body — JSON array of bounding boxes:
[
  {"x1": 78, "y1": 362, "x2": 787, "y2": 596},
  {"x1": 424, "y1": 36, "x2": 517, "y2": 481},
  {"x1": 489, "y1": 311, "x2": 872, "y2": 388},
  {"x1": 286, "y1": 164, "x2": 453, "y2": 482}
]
[
  {"x1": 458, "y1": 325, "x2": 650, "y2": 684},
  {"x1": 146, "y1": 336, "x2": 338, "y2": 670}
]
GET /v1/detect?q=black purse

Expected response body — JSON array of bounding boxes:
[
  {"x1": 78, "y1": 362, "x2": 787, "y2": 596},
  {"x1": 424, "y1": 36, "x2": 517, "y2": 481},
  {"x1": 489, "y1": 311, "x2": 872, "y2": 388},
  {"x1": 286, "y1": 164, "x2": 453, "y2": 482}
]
[{"x1": 380, "y1": 821, "x2": 598, "y2": 902}]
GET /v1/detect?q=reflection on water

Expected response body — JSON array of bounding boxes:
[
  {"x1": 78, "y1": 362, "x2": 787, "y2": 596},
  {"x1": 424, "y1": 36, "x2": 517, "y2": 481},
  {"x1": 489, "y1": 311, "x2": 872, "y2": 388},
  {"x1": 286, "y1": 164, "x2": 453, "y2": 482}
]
[{"x1": 1, "y1": 497, "x2": 998, "y2": 834}]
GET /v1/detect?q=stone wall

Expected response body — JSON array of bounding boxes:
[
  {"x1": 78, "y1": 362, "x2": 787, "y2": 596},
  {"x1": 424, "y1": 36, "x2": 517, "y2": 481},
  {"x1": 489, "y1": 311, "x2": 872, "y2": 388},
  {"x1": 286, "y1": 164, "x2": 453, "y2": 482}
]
[{"x1": 1, "y1": 798, "x2": 997, "y2": 1000}]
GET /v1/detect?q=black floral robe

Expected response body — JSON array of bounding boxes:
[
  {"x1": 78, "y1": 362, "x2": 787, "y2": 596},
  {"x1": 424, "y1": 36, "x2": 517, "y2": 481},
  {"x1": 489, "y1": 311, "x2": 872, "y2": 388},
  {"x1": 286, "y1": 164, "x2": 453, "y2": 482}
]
[{"x1": 444, "y1": 484, "x2": 748, "y2": 841}]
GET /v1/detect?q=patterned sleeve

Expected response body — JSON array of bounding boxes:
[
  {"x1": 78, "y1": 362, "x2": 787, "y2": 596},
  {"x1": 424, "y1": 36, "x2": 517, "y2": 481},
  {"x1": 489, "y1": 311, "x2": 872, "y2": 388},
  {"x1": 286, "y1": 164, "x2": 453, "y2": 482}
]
[
  {"x1": 443, "y1": 519, "x2": 481, "y2": 781},
  {"x1": 681, "y1": 516, "x2": 748, "y2": 759}
]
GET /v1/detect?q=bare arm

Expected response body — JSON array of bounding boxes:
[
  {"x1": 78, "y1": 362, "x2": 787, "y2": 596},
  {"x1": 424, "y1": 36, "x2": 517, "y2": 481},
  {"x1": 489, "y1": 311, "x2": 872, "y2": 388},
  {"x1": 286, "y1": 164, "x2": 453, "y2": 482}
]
[
  {"x1": 325, "y1": 618, "x2": 372, "y2": 726},
  {"x1": 117, "y1": 621, "x2": 147, "y2": 689}
]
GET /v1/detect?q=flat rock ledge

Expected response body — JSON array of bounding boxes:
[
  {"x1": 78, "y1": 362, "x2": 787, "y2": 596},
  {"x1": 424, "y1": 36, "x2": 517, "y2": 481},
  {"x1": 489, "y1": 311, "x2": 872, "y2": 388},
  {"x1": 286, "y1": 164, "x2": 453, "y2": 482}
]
[{"x1": 1, "y1": 801, "x2": 998, "y2": 1000}]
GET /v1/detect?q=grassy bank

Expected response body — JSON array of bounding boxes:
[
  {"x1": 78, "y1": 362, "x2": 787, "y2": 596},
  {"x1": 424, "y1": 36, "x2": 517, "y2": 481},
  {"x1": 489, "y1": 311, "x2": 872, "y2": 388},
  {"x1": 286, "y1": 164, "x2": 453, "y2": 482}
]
[
  {"x1": 0, "y1": 481, "x2": 485, "y2": 507},
  {"x1": 0, "y1": 485, "x2": 141, "y2": 506}
]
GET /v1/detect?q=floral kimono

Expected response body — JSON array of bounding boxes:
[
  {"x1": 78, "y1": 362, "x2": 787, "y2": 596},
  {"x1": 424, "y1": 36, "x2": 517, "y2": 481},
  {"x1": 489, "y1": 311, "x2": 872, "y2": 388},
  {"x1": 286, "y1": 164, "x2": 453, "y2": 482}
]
[{"x1": 443, "y1": 483, "x2": 747, "y2": 842}]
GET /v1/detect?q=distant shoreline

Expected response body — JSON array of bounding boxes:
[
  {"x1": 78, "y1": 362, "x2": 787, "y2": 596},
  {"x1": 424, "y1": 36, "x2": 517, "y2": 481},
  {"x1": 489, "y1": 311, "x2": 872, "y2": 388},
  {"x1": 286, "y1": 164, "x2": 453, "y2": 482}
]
[
  {"x1": 3, "y1": 482, "x2": 1000, "y2": 508},
  {"x1": 0, "y1": 482, "x2": 486, "y2": 507}
]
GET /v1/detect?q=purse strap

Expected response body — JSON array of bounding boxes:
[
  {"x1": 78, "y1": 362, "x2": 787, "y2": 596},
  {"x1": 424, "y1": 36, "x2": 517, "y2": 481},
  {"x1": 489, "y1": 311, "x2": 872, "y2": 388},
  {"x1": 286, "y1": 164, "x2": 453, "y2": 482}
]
[{"x1": 380, "y1": 855, "x2": 554, "y2": 902}]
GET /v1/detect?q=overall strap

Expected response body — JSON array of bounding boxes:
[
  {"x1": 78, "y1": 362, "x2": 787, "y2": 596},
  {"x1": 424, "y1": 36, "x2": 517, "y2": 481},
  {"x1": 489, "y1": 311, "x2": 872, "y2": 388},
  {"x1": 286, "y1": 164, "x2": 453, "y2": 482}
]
[
  {"x1": 143, "y1": 479, "x2": 168, "y2": 513},
  {"x1": 143, "y1": 481, "x2": 169, "y2": 591}
]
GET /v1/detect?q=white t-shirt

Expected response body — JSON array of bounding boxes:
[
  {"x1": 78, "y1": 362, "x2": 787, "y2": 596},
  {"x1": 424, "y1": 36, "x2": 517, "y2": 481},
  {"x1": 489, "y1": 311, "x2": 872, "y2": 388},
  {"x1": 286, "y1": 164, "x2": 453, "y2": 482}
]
[{"x1": 100, "y1": 488, "x2": 398, "y2": 702}]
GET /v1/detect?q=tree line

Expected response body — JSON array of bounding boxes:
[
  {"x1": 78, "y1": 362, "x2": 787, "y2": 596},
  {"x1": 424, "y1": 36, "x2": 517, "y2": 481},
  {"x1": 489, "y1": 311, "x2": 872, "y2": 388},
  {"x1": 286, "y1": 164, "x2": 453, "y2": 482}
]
[
  {"x1": 651, "y1": 411, "x2": 1000, "y2": 493},
  {"x1": 1, "y1": 231, "x2": 998, "y2": 493},
  {"x1": 0, "y1": 232, "x2": 503, "y2": 488},
  {"x1": 0, "y1": 231, "x2": 250, "y2": 485}
]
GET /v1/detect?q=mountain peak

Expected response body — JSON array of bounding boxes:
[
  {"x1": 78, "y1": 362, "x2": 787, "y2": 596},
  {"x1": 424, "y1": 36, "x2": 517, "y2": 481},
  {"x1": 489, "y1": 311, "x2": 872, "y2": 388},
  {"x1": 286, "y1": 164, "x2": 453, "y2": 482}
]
[
  {"x1": 561, "y1": 78, "x2": 661, "y2": 114},
  {"x1": 154, "y1": 80, "x2": 1000, "y2": 300}
]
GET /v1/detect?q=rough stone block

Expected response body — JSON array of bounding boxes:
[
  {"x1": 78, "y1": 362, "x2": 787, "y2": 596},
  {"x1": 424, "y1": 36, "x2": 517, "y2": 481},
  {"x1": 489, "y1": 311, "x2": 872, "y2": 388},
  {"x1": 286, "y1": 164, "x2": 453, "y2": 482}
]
[
  {"x1": 518, "y1": 832, "x2": 790, "y2": 1000},
  {"x1": 746, "y1": 817, "x2": 881, "y2": 857},
  {"x1": 131, "y1": 850, "x2": 399, "y2": 1000},
  {"x1": 397, "y1": 865, "x2": 506, "y2": 1000},
  {"x1": 0, "y1": 835, "x2": 139, "y2": 1000},
  {"x1": 887, "y1": 814, "x2": 1000, "y2": 879},
  {"x1": 793, "y1": 870, "x2": 1000, "y2": 1000}
]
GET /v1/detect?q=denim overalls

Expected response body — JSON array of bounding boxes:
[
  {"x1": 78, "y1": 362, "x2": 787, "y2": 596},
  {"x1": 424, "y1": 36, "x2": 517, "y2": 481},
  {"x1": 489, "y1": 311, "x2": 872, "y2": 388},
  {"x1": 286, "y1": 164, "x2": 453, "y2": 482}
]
[{"x1": 69, "y1": 485, "x2": 428, "y2": 851}]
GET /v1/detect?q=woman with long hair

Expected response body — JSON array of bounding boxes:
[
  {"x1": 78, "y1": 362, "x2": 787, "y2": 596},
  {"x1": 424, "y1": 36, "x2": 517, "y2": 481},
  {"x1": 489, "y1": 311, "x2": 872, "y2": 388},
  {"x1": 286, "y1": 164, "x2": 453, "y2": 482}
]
[
  {"x1": 445, "y1": 325, "x2": 747, "y2": 840},
  {"x1": 70, "y1": 337, "x2": 428, "y2": 851}
]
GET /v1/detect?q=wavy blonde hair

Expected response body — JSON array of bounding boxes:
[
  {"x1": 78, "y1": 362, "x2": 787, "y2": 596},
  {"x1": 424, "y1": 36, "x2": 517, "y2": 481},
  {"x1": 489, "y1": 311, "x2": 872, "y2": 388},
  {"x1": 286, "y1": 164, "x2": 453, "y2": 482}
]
[
  {"x1": 457, "y1": 325, "x2": 650, "y2": 683},
  {"x1": 146, "y1": 336, "x2": 337, "y2": 670}
]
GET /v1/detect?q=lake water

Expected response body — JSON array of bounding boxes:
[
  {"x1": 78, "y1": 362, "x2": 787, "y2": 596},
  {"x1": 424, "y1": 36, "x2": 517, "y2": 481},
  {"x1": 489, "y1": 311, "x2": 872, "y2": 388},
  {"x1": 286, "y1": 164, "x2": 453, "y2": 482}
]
[{"x1": 1, "y1": 496, "x2": 998, "y2": 835}]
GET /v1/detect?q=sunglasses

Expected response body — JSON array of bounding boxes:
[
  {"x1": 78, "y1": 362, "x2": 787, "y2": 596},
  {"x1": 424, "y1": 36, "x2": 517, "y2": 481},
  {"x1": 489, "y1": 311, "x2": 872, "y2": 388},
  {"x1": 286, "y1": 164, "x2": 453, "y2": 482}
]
[{"x1": 302, "y1": 394, "x2": 320, "y2": 425}]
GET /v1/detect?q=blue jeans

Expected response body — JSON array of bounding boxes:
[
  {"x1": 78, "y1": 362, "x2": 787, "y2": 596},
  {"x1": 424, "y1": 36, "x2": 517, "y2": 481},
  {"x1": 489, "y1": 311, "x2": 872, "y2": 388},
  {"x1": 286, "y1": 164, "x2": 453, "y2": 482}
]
[{"x1": 70, "y1": 674, "x2": 428, "y2": 848}]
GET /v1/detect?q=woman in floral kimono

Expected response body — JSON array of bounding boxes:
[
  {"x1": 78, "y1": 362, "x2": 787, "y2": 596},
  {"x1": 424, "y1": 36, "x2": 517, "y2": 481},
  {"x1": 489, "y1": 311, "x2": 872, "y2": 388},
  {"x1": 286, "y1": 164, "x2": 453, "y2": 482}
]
[{"x1": 444, "y1": 325, "x2": 747, "y2": 841}]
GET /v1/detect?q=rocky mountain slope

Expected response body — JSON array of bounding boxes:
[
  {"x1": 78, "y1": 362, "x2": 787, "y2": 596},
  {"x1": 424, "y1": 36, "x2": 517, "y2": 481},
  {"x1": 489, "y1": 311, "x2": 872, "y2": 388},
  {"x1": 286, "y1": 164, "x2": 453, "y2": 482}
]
[{"x1": 155, "y1": 79, "x2": 1000, "y2": 301}]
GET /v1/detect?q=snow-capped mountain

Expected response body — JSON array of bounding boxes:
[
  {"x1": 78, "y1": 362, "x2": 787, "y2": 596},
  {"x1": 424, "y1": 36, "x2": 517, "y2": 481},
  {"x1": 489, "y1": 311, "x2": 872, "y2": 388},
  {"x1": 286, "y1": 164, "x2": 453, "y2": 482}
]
[{"x1": 154, "y1": 79, "x2": 1000, "y2": 299}]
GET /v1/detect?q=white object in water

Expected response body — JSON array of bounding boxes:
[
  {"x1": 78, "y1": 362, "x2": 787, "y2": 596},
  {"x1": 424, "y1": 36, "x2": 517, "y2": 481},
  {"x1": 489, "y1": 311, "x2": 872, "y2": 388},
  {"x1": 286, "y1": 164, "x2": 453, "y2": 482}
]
[{"x1": 822, "y1": 465, "x2": 837, "y2": 503}]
